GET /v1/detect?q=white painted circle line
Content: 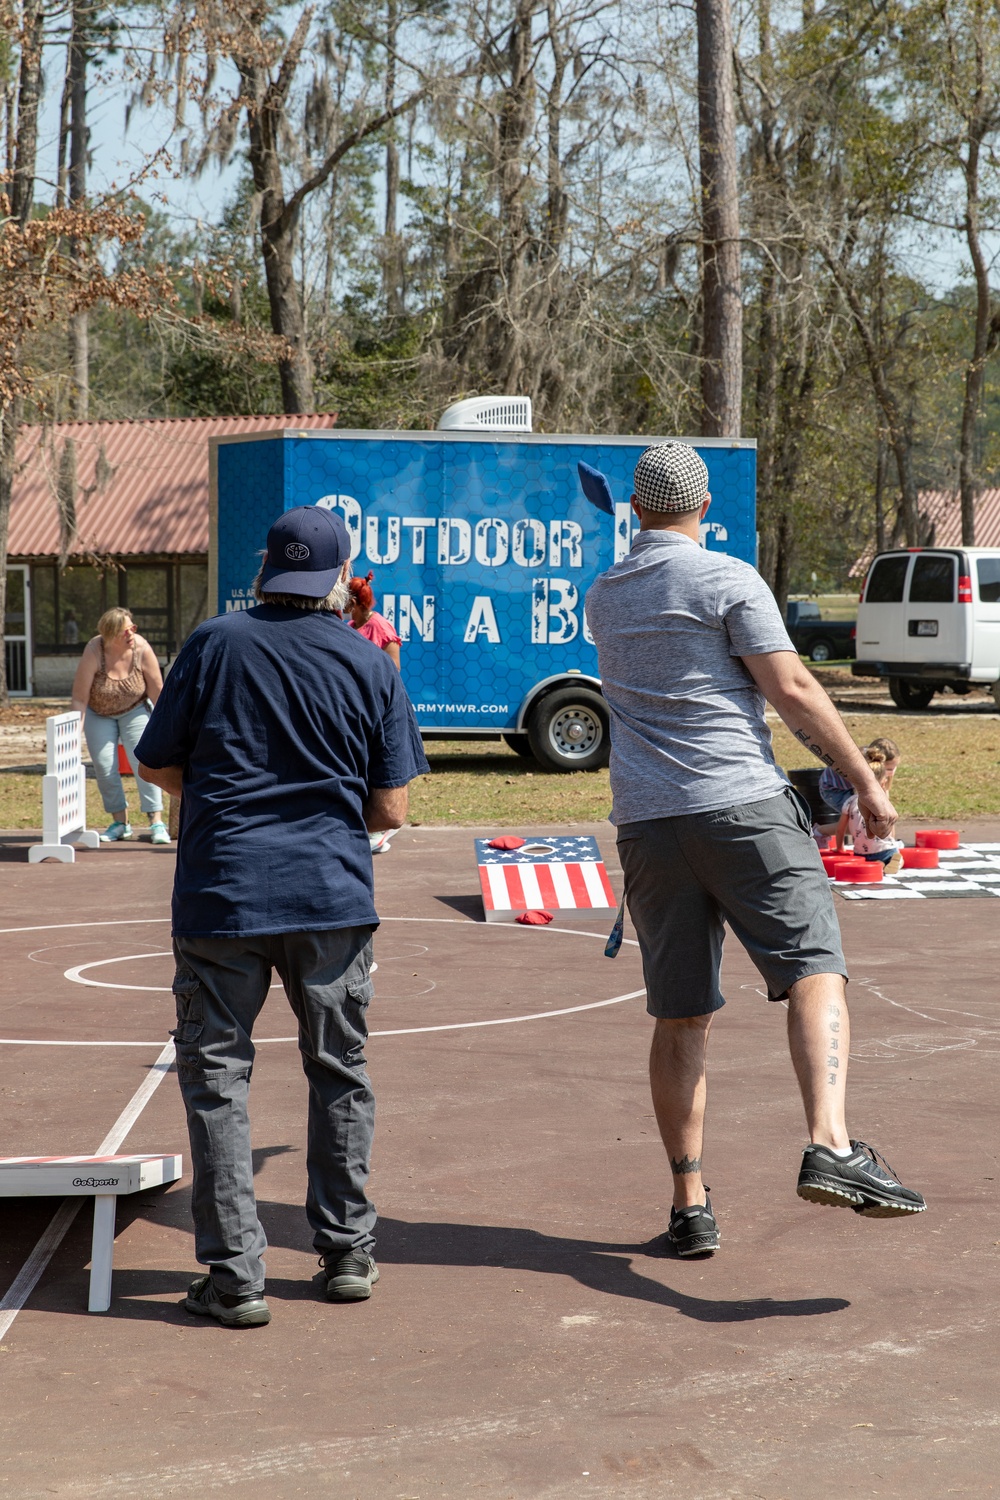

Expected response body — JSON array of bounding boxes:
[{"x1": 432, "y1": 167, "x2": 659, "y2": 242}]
[
  {"x1": 0, "y1": 990, "x2": 645, "y2": 1047},
  {"x1": 64, "y1": 952, "x2": 174, "y2": 991},
  {"x1": 5, "y1": 912, "x2": 643, "y2": 1045}
]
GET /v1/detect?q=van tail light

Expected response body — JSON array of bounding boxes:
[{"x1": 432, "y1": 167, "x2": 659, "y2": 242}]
[{"x1": 958, "y1": 575, "x2": 973, "y2": 604}]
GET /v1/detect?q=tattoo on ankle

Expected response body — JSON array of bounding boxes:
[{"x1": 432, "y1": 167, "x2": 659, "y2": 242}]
[{"x1": 670, "y1": 1154, "x2": 702, "y2": 1176}]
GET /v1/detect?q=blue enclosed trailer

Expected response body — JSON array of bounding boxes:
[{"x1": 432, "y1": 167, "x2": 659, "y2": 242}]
[{"x1": 209, "y1": 414, "x2": 756, "y2": 770}]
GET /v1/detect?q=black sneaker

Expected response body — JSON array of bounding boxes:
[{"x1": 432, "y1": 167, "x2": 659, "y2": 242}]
[
  {"x1": 182, "y1": 1274, "x2": 271, "y2": 1327},
  {"x1": 797, "y1": 1140, "x2": 926, "y2": 1218},
  {"x1": 666, "y1": 1193, "x2": 721, "y2": 1257},
  {"x1": 322, "y1": 1249, "x2": 380, "y2": 1302}
]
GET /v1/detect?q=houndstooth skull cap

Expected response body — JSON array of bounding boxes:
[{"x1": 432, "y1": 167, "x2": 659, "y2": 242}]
[{"x1": 632, "y1": 443, "x2": 709, "y2": 513}]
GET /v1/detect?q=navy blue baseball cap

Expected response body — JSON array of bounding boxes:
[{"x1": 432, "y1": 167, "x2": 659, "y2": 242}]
[{"x1": 259, "y1": 505, "x2": 352, "y2": 597}]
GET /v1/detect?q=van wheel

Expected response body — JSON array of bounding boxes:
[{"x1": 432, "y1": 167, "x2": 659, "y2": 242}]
[
  {"x1": 809, "y1": 639, "x2": 835, "y2": 662},
  {"x1": 888, "y1": 677, "x2": 936, "y2": 710},
  {"x1": 527, "y1": 688, "x2": 610, "y2": 773},
  {"x1": 501, "y1": 734, "x2": 533, "y2": 758},
  {"x1": 992, "y1": 683, "x2": 1000, "y2": 711}
]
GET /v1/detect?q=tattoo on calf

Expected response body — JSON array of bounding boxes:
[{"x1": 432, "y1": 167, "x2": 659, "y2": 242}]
[
  {"x1": 670, "y1": 1154, "x2": 702, "y2": 1176},
  {"x1": 792, "y1": 726, "x2": 835, "y2": 768},
  {"x1": 827, "y1": 1004, "x2": 843, "y2": 1086}
]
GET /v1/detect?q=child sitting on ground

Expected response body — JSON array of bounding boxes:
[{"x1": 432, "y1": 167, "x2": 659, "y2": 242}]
[{"x1": 835, "y1": 745, "x2": 903, "y2": 872}]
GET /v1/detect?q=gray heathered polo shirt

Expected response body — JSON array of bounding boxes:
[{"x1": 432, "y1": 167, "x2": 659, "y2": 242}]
[{"x1": 584, "y1": 529, "x2": 795, "y2": 824}]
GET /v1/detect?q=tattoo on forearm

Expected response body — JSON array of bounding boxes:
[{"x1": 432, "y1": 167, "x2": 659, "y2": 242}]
[
  {"x1": 670, "y1": 1154, "x2": 702, "y2": 1176},
  {"x1": 792, "y1": 726, "x2": 835, "y2": 769}
]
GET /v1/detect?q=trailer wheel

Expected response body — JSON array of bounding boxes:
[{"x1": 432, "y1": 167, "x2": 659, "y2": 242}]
[
  {"x1": 527, "y1": 688, "x2": 610, "y2": 772},
  {"x1": 888, "y1": 677, "x2": 936, "y2": 710},
  {"x1": 501, "y1": 734, "x2": 534, "y2": 758},
  {"x1": 808, "y1": 638, "x2": 835, "y2": 663}
]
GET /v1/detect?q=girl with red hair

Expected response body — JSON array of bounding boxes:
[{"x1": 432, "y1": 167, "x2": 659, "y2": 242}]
[{"x1": 348, "y1": 572, "x2": 401, "y2": 669}]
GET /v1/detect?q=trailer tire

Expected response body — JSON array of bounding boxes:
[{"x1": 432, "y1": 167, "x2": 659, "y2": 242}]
[
  {"x1": 501, "y1": 734, "x2": 534, "y2": 758},
  {"x1": 527, "y1": 688, "x2": 610, "y2": 773},
  {"x1": 888, "y1": 677, "x2": 936, "y2": 711}
]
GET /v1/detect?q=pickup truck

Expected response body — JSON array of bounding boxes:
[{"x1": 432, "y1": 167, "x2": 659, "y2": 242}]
[{"x1": 785, "y1": 601, "x2": 856, "y2": 662}]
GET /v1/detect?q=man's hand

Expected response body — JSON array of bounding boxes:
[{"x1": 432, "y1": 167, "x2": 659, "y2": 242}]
[
  {"x1": 138, "y1": 763, "x2": 184, "y2": 798},
  {"x1": 857, "y1": 785, "x2": 898, "y2": 841},
  {"x1": 363, "y1": 784, "x2": 409, "y2": 832}
]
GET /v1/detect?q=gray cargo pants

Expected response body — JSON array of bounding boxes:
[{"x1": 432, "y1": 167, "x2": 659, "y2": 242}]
[{"x1": 171, "y1": 926, "x2": 375, "y2": 1296}]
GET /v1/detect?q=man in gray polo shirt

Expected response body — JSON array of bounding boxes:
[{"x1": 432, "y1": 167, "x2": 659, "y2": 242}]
[{"x1": 585, "y1": 443, "x2": 925, "y2": 1256}]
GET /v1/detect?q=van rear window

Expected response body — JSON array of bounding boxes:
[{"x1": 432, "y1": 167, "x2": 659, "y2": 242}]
[
  {"x1": 909, "y1": 555, "x2": 955, "y2": 603},
  {"x1": 866, "y1": 556, "x2": 909, "y2": 602},
  {"x1": 978, "y1": 559, "x2": 1000, "y2": 603}
]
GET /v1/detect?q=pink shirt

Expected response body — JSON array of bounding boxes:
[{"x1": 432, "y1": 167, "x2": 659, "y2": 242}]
[{"x1": 351, "y1": 612, "x2": 401, "y2": 649}]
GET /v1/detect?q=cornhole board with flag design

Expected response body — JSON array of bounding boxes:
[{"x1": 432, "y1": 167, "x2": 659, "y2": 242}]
[
  {"x1": 0, "y1": 1153, "x2": 182, "y2": 1312},
  {"x1": 475, "y1": 836, "x2": 618, "y2": 923}
]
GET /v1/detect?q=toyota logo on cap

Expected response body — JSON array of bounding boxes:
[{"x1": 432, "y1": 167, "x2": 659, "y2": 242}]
[{"x1": 284, "y1": 542, "x2": 311, "y2": 561}]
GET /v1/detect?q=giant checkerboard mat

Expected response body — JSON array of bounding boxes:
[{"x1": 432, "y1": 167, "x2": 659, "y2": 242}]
[{"x1": 834, "y1": 843, "x2": 1000, "y2": 900}]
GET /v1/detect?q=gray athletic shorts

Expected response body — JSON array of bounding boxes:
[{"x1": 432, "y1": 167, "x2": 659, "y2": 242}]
[{"x1": 617, "y1": 787, "x2": 847, "y2": 1019}]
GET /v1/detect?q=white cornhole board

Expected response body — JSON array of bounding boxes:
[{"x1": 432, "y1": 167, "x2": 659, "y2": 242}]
[
  {"x1": 28, "y1": 712, "x2": 100, "y2": 863},
  {"x1": 0, "y1": 1154, "x2": 182, "y2": 1312}
]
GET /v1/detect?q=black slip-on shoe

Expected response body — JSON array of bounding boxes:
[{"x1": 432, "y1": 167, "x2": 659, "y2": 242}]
[
  {"x1": 797, "y1": 1140, "x2": 926, "y2": 1218},
  {"x1": 182, "y1": 1274, "x2": 271, "y2": 1327},
  {"x1": 666, "y1": 1193, "x2": 721, "y2": 1257},
  {"x1": 323, "y1": 1250, "x2": 380, "y2": 1302}
]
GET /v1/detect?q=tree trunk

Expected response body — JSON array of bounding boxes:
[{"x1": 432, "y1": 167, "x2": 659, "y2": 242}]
[
  {"x1": 957, "y1": 12, "x2": 991, "y2": 548},
  {"x1": 494, "y1": 0, "x2": 535, "y2": 395},
  {"x1": 382, "y1": 0, "x2": 403, "y2": 317},
  {"x1": 1, "y1": 0, "x2": 45, "y2": 706},
  {"x1": 238, "y1": 54, "x2": 315, "y2": 414},
  {"x1": 696, "y1": 0, "x2": 742, "y2": 436},
  {"x1": 68, "y1": 0, "x2": 89, "y2": 420}
]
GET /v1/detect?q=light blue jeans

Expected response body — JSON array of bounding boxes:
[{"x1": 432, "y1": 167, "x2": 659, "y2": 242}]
[{"x1": 84, "y1": 702, "x2": 163, "y2": 817}]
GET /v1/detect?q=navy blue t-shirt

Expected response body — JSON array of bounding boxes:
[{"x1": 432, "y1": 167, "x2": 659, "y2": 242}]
[{"x1": 136, "y1": 605, "x2": 429, "y2": 937}]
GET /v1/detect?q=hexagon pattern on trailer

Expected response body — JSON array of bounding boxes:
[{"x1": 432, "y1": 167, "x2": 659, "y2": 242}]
[{"x1": 214, "y1": 434, "x2": 756, "y2": 732}]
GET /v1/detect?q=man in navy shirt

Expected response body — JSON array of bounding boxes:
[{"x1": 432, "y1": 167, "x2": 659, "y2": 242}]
[{"x1": 137, "y1": 505, "x2": 428, "y2": 1327}]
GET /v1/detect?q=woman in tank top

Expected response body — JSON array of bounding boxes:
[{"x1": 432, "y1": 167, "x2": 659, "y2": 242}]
[{"x1": 71, "y1": 607, "x2": 169, "y2": 843}]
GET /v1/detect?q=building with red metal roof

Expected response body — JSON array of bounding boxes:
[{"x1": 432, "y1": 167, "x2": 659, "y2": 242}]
[
  {"x1": 852, "y1": 489, "x2": 1000, "y2": 576},
  {"x1": 5, "y1": 413, "x2": 337, "y2": 695}
]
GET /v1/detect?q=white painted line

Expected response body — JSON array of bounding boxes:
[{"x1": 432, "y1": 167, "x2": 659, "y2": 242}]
[
  {"x1": 0, "y1": 918, "x2": 170, "y2": 936},
  {"x1": 0, "y1": 1038, "x2": 166, "y2": 1048},
  {"x1": 0, "y1": 1038, "x2": 176, "y2": 1340},
  {"x1": 64, "y1": 953, "x2": 173, "y2": 991}
]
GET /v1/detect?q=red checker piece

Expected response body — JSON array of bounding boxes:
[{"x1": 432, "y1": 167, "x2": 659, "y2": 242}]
[
  {"x1": 915, "y1": 829, "x2": 960, "y2": 850},
  {"x1": 832, "y1": 859, "x2": 883, "y2": 882},
  {"x1": 902, "y1": 846, "x2": 939, "y2": 869}
]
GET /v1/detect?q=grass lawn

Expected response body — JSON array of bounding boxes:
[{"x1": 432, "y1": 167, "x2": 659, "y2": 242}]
[{"x1": 2, "y1": 711, "x2": 997, "y2": 830}]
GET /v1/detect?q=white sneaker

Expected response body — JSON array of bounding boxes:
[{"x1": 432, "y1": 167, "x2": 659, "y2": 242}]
[
  {"x1": 100, "y1": 820, "x2": 132, "y2": 842},
  {"x1": 149, "y1": 821, "x2": 170, "y2": 846}
]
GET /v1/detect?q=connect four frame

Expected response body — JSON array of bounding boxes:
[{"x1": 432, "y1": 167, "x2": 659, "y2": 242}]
[{"x1": 27, "y1": 713, "x2": 101, "y2": 864}]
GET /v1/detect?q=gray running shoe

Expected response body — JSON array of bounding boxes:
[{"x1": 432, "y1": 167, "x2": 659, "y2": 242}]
[
  {"x1": 666, "y1": 1193, "x2": 721, "y2": 1257},
  {"x1": 182, "y1": 1274, "x2": 271, "y2": 1327},
  {"x1": 797, "y1": 1140, "x2": 926, "y2": 1218},
  {"x1": 323, "y1": 1250, "x2": 380, "y2": 1301}
]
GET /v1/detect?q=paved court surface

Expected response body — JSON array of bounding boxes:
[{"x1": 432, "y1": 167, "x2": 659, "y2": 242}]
[{"x1": 1, "y1": 821, "x2": 999, "y2": 1499}]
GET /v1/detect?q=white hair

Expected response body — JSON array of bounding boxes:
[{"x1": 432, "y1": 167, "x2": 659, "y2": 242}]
[{"x1": 252, "y1": 564, "x2": 351, "y2": 614}]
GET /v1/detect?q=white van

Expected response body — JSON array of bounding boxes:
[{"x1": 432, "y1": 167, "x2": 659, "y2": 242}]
[{"x1": 853, "y1": 547, "x2": 1000, "y2": 709}]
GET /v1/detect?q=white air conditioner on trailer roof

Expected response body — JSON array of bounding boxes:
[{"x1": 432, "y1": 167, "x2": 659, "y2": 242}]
[{"x1": 437, "y1": 396, "x2": 533, "y2": 433}]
